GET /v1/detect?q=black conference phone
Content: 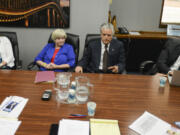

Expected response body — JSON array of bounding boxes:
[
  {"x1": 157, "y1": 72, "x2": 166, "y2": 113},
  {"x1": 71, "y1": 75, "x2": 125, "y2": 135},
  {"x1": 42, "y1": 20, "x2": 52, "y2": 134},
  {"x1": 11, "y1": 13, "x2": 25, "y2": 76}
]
[{"x1": 118, "y1": 27, "x2": 129, "y2": 34}]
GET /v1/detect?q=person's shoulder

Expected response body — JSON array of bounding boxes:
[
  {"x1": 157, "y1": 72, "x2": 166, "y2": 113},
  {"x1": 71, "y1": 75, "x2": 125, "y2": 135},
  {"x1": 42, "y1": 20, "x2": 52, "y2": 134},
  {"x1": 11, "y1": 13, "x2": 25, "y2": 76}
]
[
  {"x1": 111, "y1": 38, "x2": 123, "y2": 46},
  {"x1": 0, "y1": 36, "x2": 11, "y2": 46},
  {"x1": 0, "y1": 36, "x2": 10, "y2": 41},
  {"x1": 166, "y1": 38, "x2": 180, "y2": 50},
  {"x1": 48, "y1": 42, "x2": 55, "y2": 46},
  {"x1": 88, "y1": 39, "x2": 101, "y2": 47},
  {"x1": 64, "y1": 43, "x2": 73, "y2": 48},
  {"x1": 44, "y1": 43, "x2": 54, "y2": 48}
]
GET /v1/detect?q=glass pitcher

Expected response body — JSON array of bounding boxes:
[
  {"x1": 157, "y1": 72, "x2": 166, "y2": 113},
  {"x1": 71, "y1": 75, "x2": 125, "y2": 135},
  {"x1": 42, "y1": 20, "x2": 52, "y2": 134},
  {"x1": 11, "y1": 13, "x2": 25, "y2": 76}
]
[
  {"x1": 54, "y1": 72, "x2": 72, "y2": 103},
  {"x1": 75, "y1": 76, "x2": 93, "y2": 104}
]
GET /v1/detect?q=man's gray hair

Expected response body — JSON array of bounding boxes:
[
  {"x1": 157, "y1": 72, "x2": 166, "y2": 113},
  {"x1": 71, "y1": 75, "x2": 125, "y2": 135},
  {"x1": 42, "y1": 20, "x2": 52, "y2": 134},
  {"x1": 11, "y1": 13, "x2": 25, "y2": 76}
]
[{"x1": 100, "y1": 23, "x2": 115, "y2": 35}]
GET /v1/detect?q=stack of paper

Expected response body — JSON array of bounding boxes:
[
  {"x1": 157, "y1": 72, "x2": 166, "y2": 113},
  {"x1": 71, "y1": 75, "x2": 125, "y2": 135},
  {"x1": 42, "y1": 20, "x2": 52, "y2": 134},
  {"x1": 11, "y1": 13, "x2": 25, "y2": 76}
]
[
  {"x1": 129, "y1": 31, "x2": 140, "y2": 35},
  {"x1": 58, "y1": 119, "x2": 89, "y2": 135},
  {"x1": 34, "y1": 71, "x2": 55, "y2": 83},
  {"x1": 0, "y1": 96, "x2": 28, "y2": 135},
  {"x1": 90, "y1": 118, "x2": 121, "y2": 135},
  {"x1": 129, "y1": 111, "x2": 171, "y2": 135},
  {"x1": 0, "y1": 118, "x2": 21, "y2": 135}
]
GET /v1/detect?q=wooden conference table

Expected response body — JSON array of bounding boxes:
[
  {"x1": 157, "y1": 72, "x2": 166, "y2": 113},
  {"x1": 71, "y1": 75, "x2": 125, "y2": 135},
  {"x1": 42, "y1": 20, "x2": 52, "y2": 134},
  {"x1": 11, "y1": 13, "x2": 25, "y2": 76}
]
[{"x1": 0, "y1": 70, "x2": 180, "y2": 135}]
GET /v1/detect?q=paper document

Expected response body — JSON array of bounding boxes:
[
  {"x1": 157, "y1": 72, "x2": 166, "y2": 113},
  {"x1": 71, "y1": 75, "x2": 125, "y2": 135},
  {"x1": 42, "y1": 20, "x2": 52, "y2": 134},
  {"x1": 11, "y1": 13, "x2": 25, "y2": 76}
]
[
  {"x1": 34, "y1": 71, "x2": 55, "y2": 83},
  {"x1": 90, "y1": 118, "x2": 121, "y2": 135},
  {"x1": 0, "y1": 96, "x2": 28, "y2": 119},
  {"x1": 58, "y1": 119, "x2": 89, "y2": 135},
  {"x1": 129, "y1": 31, "x2": 140, "y2": 35},
  {"x1": 167, "y1": 24, "x2": 180, "y2": 36},
  {"x1": 0, "y1": 118, "x2": 21, "y2": 135},
  {"x1": 129, "y1": 111, "x2": 171, "y2": 135}
]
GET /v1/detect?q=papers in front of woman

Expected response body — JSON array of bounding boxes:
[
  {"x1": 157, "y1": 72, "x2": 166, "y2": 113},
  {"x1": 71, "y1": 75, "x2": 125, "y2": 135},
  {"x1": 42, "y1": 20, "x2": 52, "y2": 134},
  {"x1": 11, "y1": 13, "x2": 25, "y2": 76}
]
[
  {"x1": 58, "y1": 119, "x2": 89, "y2": 135},
  {"x1": 0, "y1": 96, "x2": 28, "y2": 119},
  {"x1": 129, "y1": 111, "x2": 180, "y2": 135},
  {"x1": 0, "y1": 96, "x2": 28, "y2": 135}
]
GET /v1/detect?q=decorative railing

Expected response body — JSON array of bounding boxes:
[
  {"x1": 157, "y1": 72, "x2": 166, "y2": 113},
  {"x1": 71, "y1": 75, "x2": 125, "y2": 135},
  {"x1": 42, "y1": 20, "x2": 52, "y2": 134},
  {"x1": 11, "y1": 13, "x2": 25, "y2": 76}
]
[{"x1": 0, "y1": 0, "x2": 68, "y2": 27}]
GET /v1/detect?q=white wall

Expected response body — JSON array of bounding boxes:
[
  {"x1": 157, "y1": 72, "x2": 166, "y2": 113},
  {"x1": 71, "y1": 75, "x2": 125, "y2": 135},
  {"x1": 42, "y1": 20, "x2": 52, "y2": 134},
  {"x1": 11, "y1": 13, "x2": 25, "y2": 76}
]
[
  {"x1": 110, "y1": 0, "x2": 166, "y2": 32},
  {"x1": 0, "y1": 0, "x2": 109, "y2": 69}
]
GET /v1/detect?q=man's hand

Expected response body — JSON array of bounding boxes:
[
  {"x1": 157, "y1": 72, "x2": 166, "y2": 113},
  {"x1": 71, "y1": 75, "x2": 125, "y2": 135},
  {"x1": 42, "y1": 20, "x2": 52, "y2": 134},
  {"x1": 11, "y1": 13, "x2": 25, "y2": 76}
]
[
  {"x1": 108, "y1": 66, "x2": 119, "y2": 73},
  {"x1": 75, "y1": 66, "x2": 83, "y2": 73},
  {"x1": 168, "y1": 70, "x2": 174, "y2": 76},
  {"x1": 0, "y1": 61, "x2": 7, "y2": 68}
]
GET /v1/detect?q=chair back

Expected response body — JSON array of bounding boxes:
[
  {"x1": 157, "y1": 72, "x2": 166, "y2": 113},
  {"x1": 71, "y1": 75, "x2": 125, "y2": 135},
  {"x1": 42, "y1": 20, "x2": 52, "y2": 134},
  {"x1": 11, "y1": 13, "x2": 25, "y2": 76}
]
[
  {"x1": 84, "y1": 34, "x2": 101, "y2": 55},
  {"x1": 48, "y1": 33, "x2": 80, "y2": 64},
  {"x1": 0, "y1": 31, "x2": 20, "y2": 69}
]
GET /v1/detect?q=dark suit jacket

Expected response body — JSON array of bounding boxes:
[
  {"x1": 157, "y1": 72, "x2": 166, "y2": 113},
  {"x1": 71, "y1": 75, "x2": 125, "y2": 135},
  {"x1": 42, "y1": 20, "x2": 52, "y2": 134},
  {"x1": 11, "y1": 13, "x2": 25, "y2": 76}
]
[
  {"x1": 157, "y1": 38, "x2": 180, "y2": 74},
  {"x1": 78, "y1": 38, "x2": 125, "y2": 73}
]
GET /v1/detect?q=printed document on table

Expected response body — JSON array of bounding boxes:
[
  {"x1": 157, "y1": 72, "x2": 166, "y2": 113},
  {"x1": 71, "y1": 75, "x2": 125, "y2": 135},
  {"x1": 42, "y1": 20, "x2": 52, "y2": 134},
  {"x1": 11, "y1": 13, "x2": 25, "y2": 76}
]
[
  {"x1": 58, "y1": 119, "x2": 89, "y2": 135},
  {"x1": 0, "y1": 96, "x2": 28, "y2": 119},
  {"x1": 129, "y1": 111, "x2": 171, "y2": 135},
  {"x1": 90, "y1": 118, "x2": 121, "y2": 135},
  {"x1": 0, "y1": 118, "x2": 21, "y2": 135}
]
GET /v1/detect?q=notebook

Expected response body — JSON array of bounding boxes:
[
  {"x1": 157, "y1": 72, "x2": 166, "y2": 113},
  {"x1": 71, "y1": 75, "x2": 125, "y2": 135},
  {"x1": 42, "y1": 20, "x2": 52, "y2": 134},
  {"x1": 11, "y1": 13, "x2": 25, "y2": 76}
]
[
  {"x1": 168, "y1": 70, "x2": 180, "y2": 86},
  {"x1": 34, "y1": 71, "x2": 55, "y2": 83},
  {"x1": 90, "y1": 118, "x2": 121, "y2": 135}
]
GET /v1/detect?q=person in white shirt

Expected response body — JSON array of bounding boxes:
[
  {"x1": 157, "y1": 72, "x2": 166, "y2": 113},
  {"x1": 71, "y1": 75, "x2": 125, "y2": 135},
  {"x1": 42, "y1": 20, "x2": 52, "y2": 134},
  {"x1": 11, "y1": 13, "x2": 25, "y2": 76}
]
[{"x1": 0, "y1": 36, "x2": 15, "y2": 69}]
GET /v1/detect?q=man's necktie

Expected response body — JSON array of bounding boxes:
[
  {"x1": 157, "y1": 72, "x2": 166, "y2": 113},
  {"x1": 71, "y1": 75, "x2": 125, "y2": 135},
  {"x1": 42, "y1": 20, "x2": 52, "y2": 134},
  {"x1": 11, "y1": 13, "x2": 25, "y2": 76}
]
[{"x1": 103, "y1": 45, "x2": 108, "y2": 72}]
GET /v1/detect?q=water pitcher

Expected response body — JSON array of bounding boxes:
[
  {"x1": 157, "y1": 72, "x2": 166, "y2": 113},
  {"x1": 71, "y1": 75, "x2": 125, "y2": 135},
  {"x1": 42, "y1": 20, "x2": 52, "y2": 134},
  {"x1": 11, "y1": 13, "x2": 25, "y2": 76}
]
[
  {"x1": 54, "y1": 73, "x2": 72, "y2": 103},
  {"x1": 75, "y1": 76, "x2": 93, "y2": 104}
]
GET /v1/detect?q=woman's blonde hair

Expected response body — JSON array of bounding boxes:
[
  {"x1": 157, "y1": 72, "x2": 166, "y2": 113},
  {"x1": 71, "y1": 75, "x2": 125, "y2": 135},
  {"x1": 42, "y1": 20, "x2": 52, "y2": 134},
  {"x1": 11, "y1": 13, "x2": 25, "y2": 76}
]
[{"x1": 51, "y1": 29, "x2": 67, "y2": 41}]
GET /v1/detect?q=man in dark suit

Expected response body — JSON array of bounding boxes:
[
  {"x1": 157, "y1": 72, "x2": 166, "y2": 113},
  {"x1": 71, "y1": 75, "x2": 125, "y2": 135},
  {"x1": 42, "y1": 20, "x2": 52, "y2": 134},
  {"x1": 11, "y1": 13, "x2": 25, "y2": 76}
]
[
  {"x1": 157, "y1": 38, "x2": 180, "y2": 75},
  {"x1": 75, "y1": 23, "x2": 125, "y2": 73}
]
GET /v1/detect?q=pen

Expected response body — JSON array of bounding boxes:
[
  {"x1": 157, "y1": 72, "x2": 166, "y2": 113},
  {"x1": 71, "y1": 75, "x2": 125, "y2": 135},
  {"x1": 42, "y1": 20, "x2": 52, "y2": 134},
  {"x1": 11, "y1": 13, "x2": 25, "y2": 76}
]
[
  {"x1": 68, "y1": 116, "x2": 86, "y2": 118},
  {"x1": 70, "y1": 114, "x2": 87, "y2": 117}
]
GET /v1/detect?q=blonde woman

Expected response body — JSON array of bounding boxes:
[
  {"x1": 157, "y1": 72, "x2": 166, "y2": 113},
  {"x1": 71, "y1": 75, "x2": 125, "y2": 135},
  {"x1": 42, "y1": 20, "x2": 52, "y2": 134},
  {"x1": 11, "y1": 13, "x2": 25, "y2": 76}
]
[
  {"x1": 35, "y1": 29, "x2": 75, "y2": 72},
  {"x1": 0, "y1": 36, "x2": 15, "y2": 69}
]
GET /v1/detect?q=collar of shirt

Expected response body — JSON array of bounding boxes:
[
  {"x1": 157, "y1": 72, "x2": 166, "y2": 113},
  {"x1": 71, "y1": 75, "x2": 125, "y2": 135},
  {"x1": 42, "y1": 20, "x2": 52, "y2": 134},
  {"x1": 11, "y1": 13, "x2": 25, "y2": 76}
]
[{"x1": 101, "y1": 41, "x2": 110, "y2": 51}]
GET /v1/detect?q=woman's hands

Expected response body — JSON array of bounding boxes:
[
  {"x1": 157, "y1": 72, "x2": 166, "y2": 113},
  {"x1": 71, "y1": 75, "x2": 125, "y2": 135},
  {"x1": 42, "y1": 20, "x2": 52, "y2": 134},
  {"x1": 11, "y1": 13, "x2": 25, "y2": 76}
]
[
  {"x1": 37, "y1": 61, "x2": 70, "y2": 70},
  {"x1": 45, "y1": 63, "x2": 56, "y2": 69},
  {"x1": 45, "y1": 63, "x2": 70, "y2": 69}
]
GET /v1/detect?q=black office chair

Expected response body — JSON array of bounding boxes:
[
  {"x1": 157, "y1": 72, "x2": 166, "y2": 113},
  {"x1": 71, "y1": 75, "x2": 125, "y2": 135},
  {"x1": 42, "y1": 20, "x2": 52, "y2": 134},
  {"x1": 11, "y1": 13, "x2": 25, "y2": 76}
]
[
  {"x1": 0, "y1": 31, "x2": 22, "y2": 69},
  {"x1": 83, "y1": 34, "x2": 101, "y2": 56},
  {"x1": 27, "y1": 33, "x2": 79, "y2": 71},
  {"x1": 140, "y1": 37, "x2": 180, "y2": 75}
]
